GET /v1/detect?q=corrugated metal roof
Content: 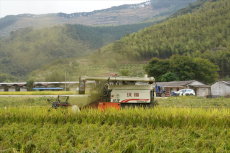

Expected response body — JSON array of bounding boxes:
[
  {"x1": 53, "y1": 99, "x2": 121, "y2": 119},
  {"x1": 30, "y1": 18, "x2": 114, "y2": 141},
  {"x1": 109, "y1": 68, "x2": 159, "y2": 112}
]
[
  {"x1": 6, "y1": 83, "x2": 26, "y2": 87},
  {"x1": 0, "y1": 81, "x2": 95, "y2": 86}
]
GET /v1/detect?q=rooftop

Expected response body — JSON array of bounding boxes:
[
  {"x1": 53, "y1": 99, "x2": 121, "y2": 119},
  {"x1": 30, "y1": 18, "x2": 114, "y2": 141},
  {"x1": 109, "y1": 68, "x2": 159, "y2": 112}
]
[
  {"x1": 156, "y1": 80, "x2": 197, "y2": 87},
  {"x1": 222, "y1": 81, "x2": 230, "y2": 86},
  {"x1": 0, "y1": 81, "x2": 95, "y2": 86}
]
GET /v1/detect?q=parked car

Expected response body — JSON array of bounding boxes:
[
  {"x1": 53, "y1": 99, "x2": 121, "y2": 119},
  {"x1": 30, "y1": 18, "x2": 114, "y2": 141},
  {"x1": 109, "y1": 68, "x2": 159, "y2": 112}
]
[{"x1": 173, "y1": 89, "x2": 195, "y2": 96}]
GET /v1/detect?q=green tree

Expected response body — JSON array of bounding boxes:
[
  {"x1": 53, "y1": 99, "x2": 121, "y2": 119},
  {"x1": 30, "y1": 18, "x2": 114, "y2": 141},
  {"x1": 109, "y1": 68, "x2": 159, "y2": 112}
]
[
  {"x1": 170, "y1": 55, "x2": 219, "y2": 84},
  {"x1": 193, "y1": 58, "x2": 219, "y2": 84},
  {"x1": 161, "y1": 72, "x2": 178, "y2": 82},
  {"x1": 26, "y1": 79, "x2": 34, "y2": 91},
  {"x1": 0, "y1": 73, "x2": 15, "y2": 82},
  {"x1": 144, "y1": 57, "x2": 170, "y2": 81},
  {"x1": 170, "y1": 55, "x2": 196, "y2": 81},
  {"x1": 119, "y1": 69, "x2": 130, "y2": 76},
  {"x1": 145, "y1": 55, "x2": 219, "y2": 84}
]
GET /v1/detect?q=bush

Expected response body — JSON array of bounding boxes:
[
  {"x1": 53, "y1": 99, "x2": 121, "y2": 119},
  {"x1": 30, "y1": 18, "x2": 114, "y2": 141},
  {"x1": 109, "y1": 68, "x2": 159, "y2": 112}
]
[
  {"x1": 26, "y1": 79, "x2": 34, "y2": 91},
  {"x1": 119, "y1": 69, "x2": 130, "y2": 76}
]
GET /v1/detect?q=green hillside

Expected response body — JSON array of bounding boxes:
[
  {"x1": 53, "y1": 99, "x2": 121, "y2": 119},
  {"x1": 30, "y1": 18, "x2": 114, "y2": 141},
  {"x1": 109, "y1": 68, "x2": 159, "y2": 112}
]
[
  {"x1": 0, "y1": 21, "x2": 159, "y2": 79},
  {"x1": 28, "y1": 57, "x2": 147, "y2": 82},
  {"x1": 143, "y1": 0, "x2": 218, "y2": 24},
  {"x1": 0, "y1": 26, "x2": 91, "y2": 77},
  {"x1": 96, "y1": 0, "x2": 230, "y2": 78},
  {"x1": 164, "y1": 0, "x2": 218, "y2": 21},
  {"x1": 67, "y1": 22, "x2": 158, "y2": 49}
]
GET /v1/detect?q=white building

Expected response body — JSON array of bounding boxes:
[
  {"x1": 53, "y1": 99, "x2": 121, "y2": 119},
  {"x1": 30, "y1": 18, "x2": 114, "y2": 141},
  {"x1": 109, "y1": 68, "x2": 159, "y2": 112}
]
[
  {"x1": 211, "y1": 81, "x2": 230, "y2": 97},
  {"x1": 156, "y1": 80, "x2": 211, "y2": 97}
]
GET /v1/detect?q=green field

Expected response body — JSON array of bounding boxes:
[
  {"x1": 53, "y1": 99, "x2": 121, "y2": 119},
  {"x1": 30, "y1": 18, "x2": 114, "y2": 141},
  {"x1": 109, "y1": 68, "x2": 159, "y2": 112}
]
[{"x1": 0, "y1": 97, "x2": 230, "y2": 152}]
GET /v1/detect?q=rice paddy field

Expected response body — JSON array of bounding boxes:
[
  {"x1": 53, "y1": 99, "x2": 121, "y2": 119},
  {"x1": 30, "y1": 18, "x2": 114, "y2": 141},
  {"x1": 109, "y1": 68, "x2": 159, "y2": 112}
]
[{"x1": 1, "y1": 96, "x2": 230, "y2": 152}]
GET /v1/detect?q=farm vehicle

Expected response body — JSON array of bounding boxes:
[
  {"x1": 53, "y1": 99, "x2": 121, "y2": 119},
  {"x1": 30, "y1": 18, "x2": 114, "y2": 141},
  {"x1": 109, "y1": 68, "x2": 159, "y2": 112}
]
[
  {"x1": 155, "y1": 85, "x2": 166, "y2": 97},
  {"x1": 48, "y1": 75, "x2": 157, "y2": 111}
]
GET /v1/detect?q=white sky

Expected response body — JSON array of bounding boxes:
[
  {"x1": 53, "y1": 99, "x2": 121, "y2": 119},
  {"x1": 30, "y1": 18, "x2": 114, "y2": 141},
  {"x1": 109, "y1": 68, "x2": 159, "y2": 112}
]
[{"x1": 0, "y1": 0, "x2": 148, "y2": 18}]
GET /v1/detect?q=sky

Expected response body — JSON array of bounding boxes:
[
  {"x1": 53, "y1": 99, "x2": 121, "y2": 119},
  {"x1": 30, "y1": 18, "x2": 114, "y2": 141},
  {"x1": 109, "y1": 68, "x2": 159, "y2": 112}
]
[{"x1": 0, "y1": 0, "x2": 148, "y2": 18}]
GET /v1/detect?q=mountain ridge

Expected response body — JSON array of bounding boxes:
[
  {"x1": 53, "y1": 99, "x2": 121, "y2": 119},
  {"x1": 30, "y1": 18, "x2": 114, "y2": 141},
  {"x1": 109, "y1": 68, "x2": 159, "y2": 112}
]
[{"x1": 0, "y1": 0, "x2": 196, "y2": 38}]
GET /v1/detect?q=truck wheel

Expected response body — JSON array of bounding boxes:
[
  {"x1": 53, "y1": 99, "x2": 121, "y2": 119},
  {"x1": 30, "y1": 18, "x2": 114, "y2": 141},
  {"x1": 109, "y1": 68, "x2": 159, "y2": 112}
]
[{"x1": 102, "y1": 90, "x2": 108, "y2": 96}]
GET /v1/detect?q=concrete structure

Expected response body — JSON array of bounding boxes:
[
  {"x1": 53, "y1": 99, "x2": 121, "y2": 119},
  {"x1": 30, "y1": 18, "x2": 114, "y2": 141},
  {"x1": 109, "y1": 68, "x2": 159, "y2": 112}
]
[
  {"x1": 211, "y1": 81, "x2": 230, "y2": 97},
  {"x1": 20, "y1": 87, "x2": 27, "y2": 92},
  {"x1": 0, "y1": 86, "x2": 4, "y2": 92},
  {"x1": 156, "y1": 80, "x2": 211, "y2": 97},
  {"x1": 0, "y1": 81, "x2": 95, "y2": 92},
  {"x1": 8, "y1": 87, "x2": 16, "y2": 92},
  {"x1": 69, "y1": 87, "x2": 78, "y2": 91}
]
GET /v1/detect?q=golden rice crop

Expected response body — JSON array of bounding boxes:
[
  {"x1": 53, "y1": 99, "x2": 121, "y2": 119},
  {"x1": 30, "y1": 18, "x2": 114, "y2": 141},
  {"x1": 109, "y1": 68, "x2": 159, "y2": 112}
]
[
  {"x1": 1, "y1": 105, "x2": 230, "y2": 152},
  {"x1": 1, "y1": 106, "x2": 230, "y2": 129}
]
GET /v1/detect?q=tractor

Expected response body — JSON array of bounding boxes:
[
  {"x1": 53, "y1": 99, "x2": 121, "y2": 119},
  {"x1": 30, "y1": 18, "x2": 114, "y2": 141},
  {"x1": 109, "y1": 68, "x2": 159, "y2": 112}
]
[{"x1": 155, "y1": 85, "x2": 167, "y2": 97}]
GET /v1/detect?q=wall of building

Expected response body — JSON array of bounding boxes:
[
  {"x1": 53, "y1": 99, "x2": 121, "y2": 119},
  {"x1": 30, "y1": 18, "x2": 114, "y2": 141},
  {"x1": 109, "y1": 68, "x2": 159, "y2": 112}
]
[
  {"x1": 8, "y1": 87, "x2": 16, "y2": 92},
  {"x1": 196, "y1": 87, "x2": 210, "y2": 97},
  {"x1": 0, "y1": 87, "x2": 4, "y2": 92},
  {"x1": 69, "y1": 88, "x2": 77, "y2": 91},
  {"x1": 211, "y1": 82, "x2": 230, "y2": 97},
  {"x1": 20, "y1": 87, "x2": 27, "y2": 92},
  {"x1": 165, "y1": 87, "x2": 183, "y2": 93},
  {"x1": 165, "y1": 86, "x2": 210, "y2": 97}
]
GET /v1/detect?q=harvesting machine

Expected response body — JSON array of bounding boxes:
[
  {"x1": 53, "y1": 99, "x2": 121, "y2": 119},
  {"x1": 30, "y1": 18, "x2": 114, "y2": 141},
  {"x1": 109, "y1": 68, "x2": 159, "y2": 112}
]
[
  {"x1": 78, "y1": 75, "x2": 156, "y2": 110},
  {"x1": 48, "y1": 75, "x2": 156, "y2": 111}
]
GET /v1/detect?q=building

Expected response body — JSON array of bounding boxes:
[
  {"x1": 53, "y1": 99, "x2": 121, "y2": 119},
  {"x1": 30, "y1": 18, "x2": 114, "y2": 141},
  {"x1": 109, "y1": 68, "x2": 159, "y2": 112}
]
[
  {"x1": 211, "y1": 81, "x2": 230, "y2": 97},
  {"x1": 156, "y1": 80, "x2": 211, "y2": 97},
  {"x1": 0, "y1": 83, "x2": 27, "y2": 92},
  {"x1": 0, "y1": 81, "x2": 95, "y2": 92}
]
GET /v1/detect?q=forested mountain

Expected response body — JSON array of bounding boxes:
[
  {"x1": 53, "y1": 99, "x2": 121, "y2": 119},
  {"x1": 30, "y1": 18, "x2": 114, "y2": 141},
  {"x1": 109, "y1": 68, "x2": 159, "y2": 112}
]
[
  {"x1": 0, "y1": 16, "x2": 17, "y2": 31},
  {"x1": 142, "y1": 0, "x2": 198, "y2": 23},
  {"x1": 94, "y1": 0, "x2": 230, "y2": 78},
  {"x1": 0, "y1": 26, "x2": 91, "y2": 77},
  {"x1": 0, "y1": 21, "x2": 162, "y2": 77},
  {"x1": 0, "y1": 0, "x2": 197, "y2": 38},
  {"x1": 67, "y1": 22, "x2": 157, "y2": 49}
]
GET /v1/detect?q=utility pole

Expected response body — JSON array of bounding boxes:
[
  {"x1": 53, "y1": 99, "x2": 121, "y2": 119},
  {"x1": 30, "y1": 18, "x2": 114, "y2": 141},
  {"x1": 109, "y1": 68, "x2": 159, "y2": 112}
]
[{"x1": 65, "y1": 69, "x2": 66, "y2": 91}]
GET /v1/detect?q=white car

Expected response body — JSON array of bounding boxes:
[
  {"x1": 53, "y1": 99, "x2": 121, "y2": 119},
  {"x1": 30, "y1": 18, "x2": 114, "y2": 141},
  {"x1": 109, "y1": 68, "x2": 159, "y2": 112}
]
[{"x1": 174, "y1": 89, "x2": 195, "y2": 96}]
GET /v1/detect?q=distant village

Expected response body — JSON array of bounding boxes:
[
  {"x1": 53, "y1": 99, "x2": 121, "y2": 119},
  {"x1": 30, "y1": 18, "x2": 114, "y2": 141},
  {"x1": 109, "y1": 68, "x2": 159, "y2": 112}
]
[{"x1": 0, "y1": 80, "x2": 229, "y2": 98}]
